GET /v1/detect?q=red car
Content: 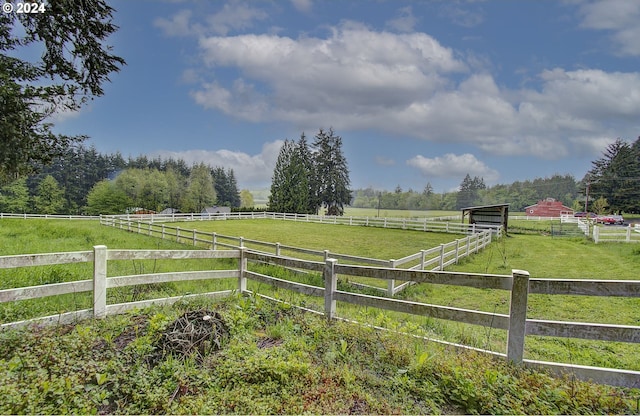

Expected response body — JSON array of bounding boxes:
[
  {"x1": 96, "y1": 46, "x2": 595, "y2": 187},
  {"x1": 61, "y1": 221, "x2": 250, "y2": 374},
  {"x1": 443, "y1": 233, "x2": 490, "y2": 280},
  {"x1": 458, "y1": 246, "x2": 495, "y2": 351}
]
[{"x1": 596, "y1": 215, "x2": 624, "y2": 225}]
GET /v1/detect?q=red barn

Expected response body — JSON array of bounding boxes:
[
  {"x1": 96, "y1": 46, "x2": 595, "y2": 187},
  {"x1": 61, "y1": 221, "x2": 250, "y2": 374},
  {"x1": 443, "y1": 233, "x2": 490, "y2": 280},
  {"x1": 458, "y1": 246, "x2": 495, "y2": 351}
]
[{"x1": 524, "y1": 198, "x2": 573, "y2": 217}]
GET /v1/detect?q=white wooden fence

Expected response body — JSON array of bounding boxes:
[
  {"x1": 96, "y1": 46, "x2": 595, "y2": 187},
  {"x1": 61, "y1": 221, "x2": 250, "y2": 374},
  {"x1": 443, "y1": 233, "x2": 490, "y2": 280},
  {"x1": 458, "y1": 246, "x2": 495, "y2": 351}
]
[
  {"x1": 99, "y1": 212, "x2": 502, "y2": 235},
  {"x1": 0, "y1": 246, "x2": 638, "y2": 388},
  {"x1": 593, "y1": 225, "x2": 640, "y2": 243},
  {"x1": 100, "y1": 217, "x2": 494, "y2": 296}
]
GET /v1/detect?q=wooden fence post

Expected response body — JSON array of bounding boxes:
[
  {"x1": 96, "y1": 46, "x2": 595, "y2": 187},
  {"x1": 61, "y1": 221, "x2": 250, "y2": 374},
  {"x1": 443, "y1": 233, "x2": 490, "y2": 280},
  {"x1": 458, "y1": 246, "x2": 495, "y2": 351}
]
[
  {"x1": 627, "y1": 226, "x2": 631, "y2": 242},
  {"x1": 507, "y1": 269, "x2": 530, "y2": 364},
  {"x1": 276, "y1": 243, "x2": 281, "y2": 256},
  {"x1": 455, "y1": 239, "x2": 460, "y2": 264},
  {"x1": 593, "y1": 226, "x2": 599, "y2": 243},
  {"x1": 193, "y1": 229, "x2": 197, "y2": 246},
  {"x1": 388, "y1": 259, "x2": 396, "y2": 296},
  {"x1": 439, "y1": 244, "x2": 445, "y2": 270},
  {"x1": 176, "y1": 226, "x2": 181, "y2": 243},
  {"x1": 420, "y1": 249, "x2": 427, "y2": 270},
  {"x1": 162, "y1": 224, "x2": 165, "y2": 239},
  {"x1": 238, "y1": 246, "x2": 247, "y2": 293},
  {"x1": 212, "y1": 232, "x2": 217, "y2": 250},
  {"x1": 324, "y1": 258, "x2": 338, "y2": 320},
  {"x1": 93, "y1": 245, "x2": 107, "y2": 319}
]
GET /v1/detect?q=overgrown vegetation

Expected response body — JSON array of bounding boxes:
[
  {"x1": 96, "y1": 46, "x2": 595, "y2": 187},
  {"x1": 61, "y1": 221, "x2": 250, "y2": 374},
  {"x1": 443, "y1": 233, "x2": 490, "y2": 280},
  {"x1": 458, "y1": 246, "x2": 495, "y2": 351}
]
[{"x1": 1, "y1": 295, "x2": 637, "y2": 414}]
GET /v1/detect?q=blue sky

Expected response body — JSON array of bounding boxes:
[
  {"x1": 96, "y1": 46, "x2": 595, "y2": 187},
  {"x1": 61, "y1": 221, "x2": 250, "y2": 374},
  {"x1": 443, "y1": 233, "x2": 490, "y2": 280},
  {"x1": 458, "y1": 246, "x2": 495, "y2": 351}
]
[{"x1": 51, "y1": 0, "x2": 640, "y2": 193}]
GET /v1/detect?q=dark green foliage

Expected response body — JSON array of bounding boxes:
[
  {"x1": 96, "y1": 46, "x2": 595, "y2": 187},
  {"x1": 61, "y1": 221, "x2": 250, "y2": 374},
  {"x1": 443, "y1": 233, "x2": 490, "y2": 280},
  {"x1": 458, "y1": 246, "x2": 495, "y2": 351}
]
[
  {"x1": 269, "y1": 136, "x2": 316, "y2": 214},
  {"x1": 212, "y1": 167, "x2": 241, "y2": 208},
  {"x1": 586, "y1": 137, "x2": 640, "y2": 213},
  {"x1": 0, "y1": 1, "x2": 125, "y2": 182},
  {"x1": 312, "y1": 128, "x2": 352, "y2": 215},
  {"x1": 456, "y1": 174, "x2": 486, "y2": 209}
]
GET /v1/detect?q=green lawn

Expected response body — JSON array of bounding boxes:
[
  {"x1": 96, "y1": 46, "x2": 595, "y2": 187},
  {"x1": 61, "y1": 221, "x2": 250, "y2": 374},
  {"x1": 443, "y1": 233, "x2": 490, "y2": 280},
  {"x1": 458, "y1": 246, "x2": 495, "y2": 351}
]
[{"x1": 1, "y1": 218, "x2": 639, "y2": 372}]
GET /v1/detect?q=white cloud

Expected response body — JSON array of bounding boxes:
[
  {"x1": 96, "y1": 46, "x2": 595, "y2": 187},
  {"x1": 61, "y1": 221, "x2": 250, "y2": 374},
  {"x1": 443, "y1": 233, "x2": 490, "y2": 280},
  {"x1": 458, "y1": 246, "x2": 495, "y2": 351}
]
[
  {"x1": 206, "y1": 2, "x2": 269, "y2": 35},
  {"x1": 154, "y1": 3, "x2": 268, "y2": 37},
  {"x1": 290, "y1": 0, "x2": 313, "y2": 13},
  {"x1": 385, "y1": 6, "x2": 417, "y2": 33},
  {"x1": 578, "y1": 0, "x2": 640, "y2": 56},
  {"x1": 154, "y1": 9, "x2": 196, "y2": 37},
  {"x1": 152, "y1": 140, "x2": 284, "y2": 188},
  {"x1": 185, "y1": 19, "x2": 640, "y2": 163},
  {"x1": 407, "y1": 153, "x2": 499, "y2": 183}
]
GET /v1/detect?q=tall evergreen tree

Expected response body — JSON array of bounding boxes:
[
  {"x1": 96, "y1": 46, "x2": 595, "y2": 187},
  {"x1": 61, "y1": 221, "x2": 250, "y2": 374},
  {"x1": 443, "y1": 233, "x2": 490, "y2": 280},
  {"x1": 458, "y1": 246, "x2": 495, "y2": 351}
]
[
  {"x1": 0, "y1": 1, "x2": 125, "y2": 182},
  {"x1": 312, "y1": 128, "x2": 352, "y2": 216},
  {"x1": 268, "y1": 140, "x2": 310, "y2": 213},
  {"x1": 587, "y1": 138, "x2": 640, "y2": 213},
  {"x1": 456, "y1": 174, "x2": 485, "y2": 209}
]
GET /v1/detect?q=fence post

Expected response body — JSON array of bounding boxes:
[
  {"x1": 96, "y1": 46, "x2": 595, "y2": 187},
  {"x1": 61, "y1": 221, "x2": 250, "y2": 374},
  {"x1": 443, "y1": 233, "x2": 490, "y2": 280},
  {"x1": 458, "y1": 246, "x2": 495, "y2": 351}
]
[
  {"x1": 193, "y1": 229, "x2": 197, "y2": 246},
  {"x1": 93, "y1": 245, "x2": 107, "y2": 319},
  {"x1": 176, "y1": 226, "x2": 181, "y2": 243},
  {"x1": 387, "y1": 259, "x2": 396, "y2": 296},
  {"x1": 212, "y1": 232, "x2": 217, "y2": 250},
  {"x1": 162, "y1": 224, "x2": 166, "y2": 239},
  {"x1": 507, "y1": 269, "x2": 530, "y2": 364},
  {"x1": 420, "y1": 249, "x2": 427, "y2": 270},
  {"x1": 593, "y1": 226, "x2": 599, "y2": 244},
  {"x1": 455, "y1": 239, "x2": 460, "y2": 264},
  {"x1": 324, "y1": 258, "x2": 338, "y2": 320},
  {"x1": 238, "y1": 246, "x2": 247, "y2": 293},
  {"x1": 439, "y1": 244, "x2": 445, "y2": 270},
  {"x1": 148, "y1": 222, "x2": 152, "y2": 236},
  {"x1": 276, "y1": 242, "x2": 281, "y2": 256},
  {"x1": 627, "y1": 225, "x2": 631, "y2": 242},
  {"x1": 239, "y1": 237, "x2": 244, "y2": 248}
]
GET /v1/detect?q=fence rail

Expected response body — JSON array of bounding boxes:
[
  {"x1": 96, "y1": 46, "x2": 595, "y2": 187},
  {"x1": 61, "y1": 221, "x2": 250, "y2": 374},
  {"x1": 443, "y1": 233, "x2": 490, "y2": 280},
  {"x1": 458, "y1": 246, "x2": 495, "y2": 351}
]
[
  {"x1": 593, "y1": 225, "x2": 640, "y2": 243},
  {"x1": 100, "y1": 216, "x2": 494, "y2": 296},
  {"x1": 0, "y1": 246, "x2": 638, "y2": 388}
]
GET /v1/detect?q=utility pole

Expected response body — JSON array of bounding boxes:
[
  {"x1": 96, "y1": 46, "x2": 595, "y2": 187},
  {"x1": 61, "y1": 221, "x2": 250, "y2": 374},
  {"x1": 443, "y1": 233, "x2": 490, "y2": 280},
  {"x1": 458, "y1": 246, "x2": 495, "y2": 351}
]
[{"x1": 584, "y1": 176, "x2": 590, "y2": 212}]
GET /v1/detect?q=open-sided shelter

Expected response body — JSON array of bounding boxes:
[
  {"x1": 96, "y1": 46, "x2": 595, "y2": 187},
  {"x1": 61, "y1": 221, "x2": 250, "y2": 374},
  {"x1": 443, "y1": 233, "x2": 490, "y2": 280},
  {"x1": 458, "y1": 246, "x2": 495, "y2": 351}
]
[{"x1": 461, "y1": 203, "x2": 509, "y2": 234}]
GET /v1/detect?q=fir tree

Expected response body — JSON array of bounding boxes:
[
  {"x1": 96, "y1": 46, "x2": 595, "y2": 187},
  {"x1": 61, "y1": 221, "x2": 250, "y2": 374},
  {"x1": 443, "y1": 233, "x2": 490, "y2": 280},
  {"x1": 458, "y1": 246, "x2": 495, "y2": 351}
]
[{"x1": 312, "y1": 128, "x2": 352, "y2": 216}]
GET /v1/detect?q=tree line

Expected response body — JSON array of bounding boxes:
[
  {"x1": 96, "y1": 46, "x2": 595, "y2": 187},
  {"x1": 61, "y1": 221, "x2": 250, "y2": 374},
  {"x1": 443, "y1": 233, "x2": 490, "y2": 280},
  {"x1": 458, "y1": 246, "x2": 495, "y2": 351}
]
[
  {"x1": 0, "y1": 145, "x2": 247, "y2": 215},
  {"x1": 351, "y1": 173, "x2": 581, "y2": 213}
]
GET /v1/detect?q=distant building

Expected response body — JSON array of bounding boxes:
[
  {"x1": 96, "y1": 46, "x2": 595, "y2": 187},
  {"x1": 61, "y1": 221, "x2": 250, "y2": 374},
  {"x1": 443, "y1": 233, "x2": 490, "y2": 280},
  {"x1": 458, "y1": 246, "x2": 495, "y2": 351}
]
[
  {"x1": 159, "y1": 208, "x2": 180, "y2": 215},
  {"x1": 524, "y1": 198, "x2": 573, "y2": 217},
  {"x1": 201, "y1": 206, "x2": 231, "y2": 215}
]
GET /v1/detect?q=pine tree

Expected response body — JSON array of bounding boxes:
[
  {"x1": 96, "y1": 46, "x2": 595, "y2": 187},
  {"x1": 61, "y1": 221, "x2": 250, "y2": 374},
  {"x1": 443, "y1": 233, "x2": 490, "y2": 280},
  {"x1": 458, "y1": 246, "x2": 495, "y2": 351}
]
[
  {"x1": 456, "y1": 174, "x2": 485, "y2": 209},
  {"x1": 312, "y1": 128, "x2": 352, "y2": 216},
  {"x1": 588, "y1": 138, "x2": 640, "y2": 213}
]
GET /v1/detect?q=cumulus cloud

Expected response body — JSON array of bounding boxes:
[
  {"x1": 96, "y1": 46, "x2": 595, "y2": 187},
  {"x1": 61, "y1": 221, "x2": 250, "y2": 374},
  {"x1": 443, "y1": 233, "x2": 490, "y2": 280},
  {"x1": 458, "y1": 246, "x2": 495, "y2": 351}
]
[
  {"x1": 158, "y1": 8, "x2": 640, "y2": 166},
  {"x1": 407, "y1": 153, "x2": 499, "y2": 183},
  {"x1": 152, "y1": 140, "x2": 284, "y2": 188},
  {"x1": 154, "y1": 2, "x2": 268, "y2": 37},
  {"x1": 578, "y1": 0, "x2": 640, "y2": 56},
  {"x1": 290, "y1": 0, "x2": 313, "y2": 13}
]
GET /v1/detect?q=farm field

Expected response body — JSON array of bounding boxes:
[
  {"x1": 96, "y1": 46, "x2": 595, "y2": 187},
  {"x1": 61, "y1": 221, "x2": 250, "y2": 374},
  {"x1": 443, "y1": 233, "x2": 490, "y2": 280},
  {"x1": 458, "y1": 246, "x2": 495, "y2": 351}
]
[
  {"x1": 163, "y1": 218, "x2": 640, "y2": 372},
  {"x1": 1, "y1": 218, "x2": 639, "y2": 373}
]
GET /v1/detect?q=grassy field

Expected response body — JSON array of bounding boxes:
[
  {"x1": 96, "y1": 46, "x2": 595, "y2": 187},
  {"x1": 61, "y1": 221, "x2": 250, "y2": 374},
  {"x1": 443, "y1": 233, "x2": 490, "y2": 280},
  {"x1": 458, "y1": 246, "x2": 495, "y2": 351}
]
[
  {"x1": 0, "y1": 219, "x2": 238, "y2": 323},
  {"x1": 343, "y1": 207, "x2": 459, "y2": 218},
  {"x1": 0, "y1": 218, "x2": 639, "y2": 413}
]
